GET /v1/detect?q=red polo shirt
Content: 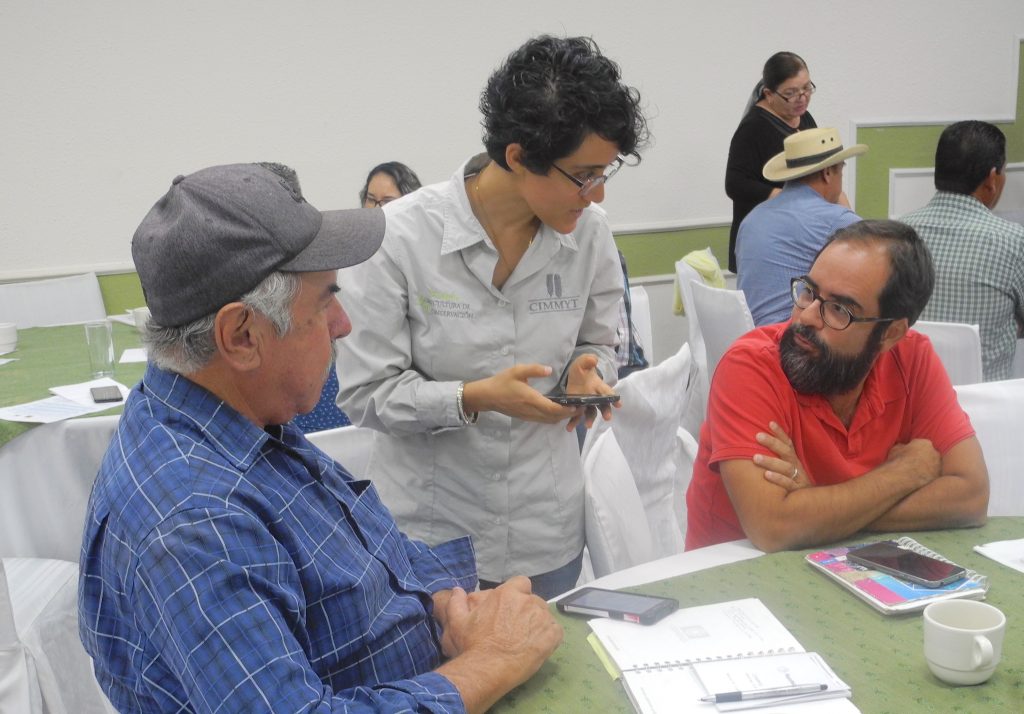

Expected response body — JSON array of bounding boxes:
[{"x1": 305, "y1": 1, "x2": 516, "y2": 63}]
[{"x1": 684, "y1": 323, "x2": 975, "y2": 550}]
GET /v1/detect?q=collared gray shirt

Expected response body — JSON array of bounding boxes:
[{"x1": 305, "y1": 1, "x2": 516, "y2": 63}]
[{"x1": 337, "y1": 156, "x2": 623, "y2": 581}]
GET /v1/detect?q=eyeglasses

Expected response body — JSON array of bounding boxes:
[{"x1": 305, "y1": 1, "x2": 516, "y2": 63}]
[
  {"x1": 551, "y1": 154, "x2": 636, "y2": 198},
  {"x1": 790, "y1": 277, "x2": 895, "y2": 331},
  {"x1": 364, "y1": 196, "x2": 399, "y2": 209},
  {"x1": 772, "y1": 81, "x2": 816, "y2": 103}
]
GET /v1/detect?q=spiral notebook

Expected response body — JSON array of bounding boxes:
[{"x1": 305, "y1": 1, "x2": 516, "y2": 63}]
[
  {"x1": 805, "y1": 537, "x2": 988, "y2": 615},
  {"x1": 588, "y1": 598, "x2": 856, "y2": 712}
]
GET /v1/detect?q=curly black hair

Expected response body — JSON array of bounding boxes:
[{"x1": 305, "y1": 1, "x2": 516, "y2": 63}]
[{"x1": 480, "y1": 35, "x2": 649, "y2": 174}]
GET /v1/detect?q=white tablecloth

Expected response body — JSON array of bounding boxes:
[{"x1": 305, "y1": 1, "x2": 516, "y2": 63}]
[{"x1": 0, "y1": 417, "x2": 118, "y2": 561}]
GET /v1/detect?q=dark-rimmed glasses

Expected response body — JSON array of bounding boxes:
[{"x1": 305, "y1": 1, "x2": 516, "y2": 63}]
[
  {"x1": 772, "y1": 81, "x2": 816, "y2": 103},
  {"x1": 790, "y1": 277, "x2": 895, "y2": 331},
  {"x1": 364, "y1": 196, "x2": 399, "y2": 209},
  {"x1": 551, "y1": 154, "x2": 637, "y2": 198}
]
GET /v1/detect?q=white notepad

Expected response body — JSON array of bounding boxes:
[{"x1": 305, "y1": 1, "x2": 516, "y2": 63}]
[{"x1": 588, "y1": 598, "x2": 856, "y2": 714}]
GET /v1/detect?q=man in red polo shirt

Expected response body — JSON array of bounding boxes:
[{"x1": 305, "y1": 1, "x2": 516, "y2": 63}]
[{"x1": 685, "y1": 220, "x2": 989, "y2": 552}]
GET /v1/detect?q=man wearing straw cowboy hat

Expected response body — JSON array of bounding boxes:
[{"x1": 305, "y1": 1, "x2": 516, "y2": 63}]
[{"x1": 737, "y1": 127, "x2": 867, "y2": 325}]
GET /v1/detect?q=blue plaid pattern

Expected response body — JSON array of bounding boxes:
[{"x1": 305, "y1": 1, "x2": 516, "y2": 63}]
[
  {"x1": 902, "y1": 192, "x2": 1024, "y2": 380},
  {"x1": 80, "y1": 364, "x2": 477, "y2": 713}
]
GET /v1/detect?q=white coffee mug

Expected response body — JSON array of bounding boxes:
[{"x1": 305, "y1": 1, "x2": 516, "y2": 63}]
[
  {"x1": 0, "y1": 322, "x2": 16, "y2": 353},
  {"x1": 923, "y1": 600, "x2": 1005, "y2": 685}
]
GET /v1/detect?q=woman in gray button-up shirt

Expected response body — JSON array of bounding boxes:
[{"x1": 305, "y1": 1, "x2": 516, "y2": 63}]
[{"x1": 337, "y1": 35, "x2": 649, "y2": 600}]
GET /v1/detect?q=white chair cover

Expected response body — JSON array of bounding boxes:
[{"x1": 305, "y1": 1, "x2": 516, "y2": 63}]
[
  {"x1": 628, "y1": 285, "x2": 654, "y2": 362},
  {"x1": 0, "y1": 559, "x2": 41, "y2": 714},
  {"x1": 914, "y1": 321, "x2": 983, "y2": 386},
  {"x1": 673, "y1": 259, "x2": 706, "y2": 373},
  {"x1": 674, "y1": 426, "x2": 700, "y2": 538},
  {"x1": 688, "y1": 281, "x2": 755, "y2": 381},
  {"x1": 954, "y1": 378, "x2": 1024, "y2": 516},
  {"x1": 1, "y1": 558, "x2": 116, "y2": 713},
  {"x1": 583, "y1": 342, "x2": 696, "y2": 558},
  {"x1": 582, "y1": 430, "x2": 654, "y2": 579},
  {"x1": 306, "y1": 424, "x2": 377, "y2": 477},
  {"x1": 0, "y1": 273, "x2": 106, "y2": 328},
  {"x1": 0, "y1": 416, "x2": 120, "y2": 561}
]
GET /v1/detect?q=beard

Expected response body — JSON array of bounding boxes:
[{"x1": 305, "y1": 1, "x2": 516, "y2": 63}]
[{"x1": 779, "y1": 322, "x2": 886, "y2": 396}]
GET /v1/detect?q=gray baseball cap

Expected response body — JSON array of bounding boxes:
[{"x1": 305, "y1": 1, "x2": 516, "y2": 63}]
[{"x1": 132, "y1": 162, "x2": 385, "y2": 327}]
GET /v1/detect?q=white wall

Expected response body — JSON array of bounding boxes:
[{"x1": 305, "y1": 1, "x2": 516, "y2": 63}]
[{"x1": 2, "y1": 1, "x2": 1023, "y2": 279}]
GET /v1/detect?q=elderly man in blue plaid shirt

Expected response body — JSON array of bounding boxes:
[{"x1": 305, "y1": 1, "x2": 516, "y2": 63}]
[{"x1": 79, "y1": 162, "x2": 562, "y2": 713}]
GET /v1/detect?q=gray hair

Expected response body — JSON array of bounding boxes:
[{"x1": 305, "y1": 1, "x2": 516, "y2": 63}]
[{"x1": 143, "y1": 271, "x2": 302, "y2": 374}]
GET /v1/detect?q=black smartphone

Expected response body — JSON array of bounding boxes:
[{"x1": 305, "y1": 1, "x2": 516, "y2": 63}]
[
  {"x1": 546, "y1": 393, "x2": 621, "y2": 407},
  {"x1": 846, "y1": 541, "x2": 966, "y2": 588},
  {"x1": 555, "y1": 586, "x2": 678, "y2": 625},
  {"x1": 90, "y1": 385, "x2": 123, "y2": 403}
]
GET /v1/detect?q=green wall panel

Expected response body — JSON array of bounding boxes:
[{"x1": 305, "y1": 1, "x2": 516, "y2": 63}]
[
  {"x1": 855, "y1": 40, "x2": 1023, "y2": 220},
  {"x1": 98, "y1": 272, "x2": 145, "y2": 315}
]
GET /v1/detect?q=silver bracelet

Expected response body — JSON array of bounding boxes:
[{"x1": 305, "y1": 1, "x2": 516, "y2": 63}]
[{"x1": 456, "y1": 381, "x2": 478, "y2": 425}]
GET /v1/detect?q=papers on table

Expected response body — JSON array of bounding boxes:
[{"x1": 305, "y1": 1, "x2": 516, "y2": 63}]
[
  {"x1": 119, "y1": 347, "x2": 147, "y2": 363},
  {"x1": 588, "y1": 598, "x2": 856, "y2": 713},
  {"x1": 692, "y1": 652, "x2": 851, "y2": 711},
  {"x1": 0, "y1": 378, "x2": 130, "y2": 423},
  {"x1": 974, "y1": 539, "x2": 1024, "y2": 574}
]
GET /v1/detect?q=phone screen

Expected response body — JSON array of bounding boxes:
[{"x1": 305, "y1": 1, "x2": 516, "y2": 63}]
[
  {"x1": 847, "y1": 542, "x2": 965, "y2": 585},
  {"x1": 556, "y1": 586, "x2": 678, "y2": 624},
  {"x1": 564, "y1": 589, "x2": 667, "y2": 612}
]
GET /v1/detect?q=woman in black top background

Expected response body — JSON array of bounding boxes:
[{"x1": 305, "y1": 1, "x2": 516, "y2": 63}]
[{"x1": 724, "y1": 51, "x2": 816, "y2": 272}]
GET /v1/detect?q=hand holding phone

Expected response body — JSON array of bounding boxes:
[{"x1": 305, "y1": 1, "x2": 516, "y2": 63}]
[
  {"x1": 846, "y1": 541, "x2": 966, "y2": 588},
  {"x1": 546, "y1": 392, "x2": 620, "y2": 407},
  {"x1": 555, "y1": 586, "x2": 678, "y2": 625}
]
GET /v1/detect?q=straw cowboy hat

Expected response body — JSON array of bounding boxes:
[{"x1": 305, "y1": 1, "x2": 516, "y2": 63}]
[{"x1": 763, "y1": 127, "x2": 868, "y2": 182}]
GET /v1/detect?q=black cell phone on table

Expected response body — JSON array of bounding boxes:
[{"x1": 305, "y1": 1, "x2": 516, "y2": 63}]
[
  {"x1": 846, "y1": 541, "x2": 966, "y2": 588},
  {"x1": 90, "y1": 385, "x2": 123, "y2": 403},
  {"x1": 556, "y1": 586, "x2": 678, "y2": 625},
  {"x1": 546, "y1": 393, "x2": 620, "y2": 407}
]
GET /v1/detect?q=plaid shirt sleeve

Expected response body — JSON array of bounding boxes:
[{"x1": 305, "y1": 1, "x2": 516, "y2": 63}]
[{"x1": 133, "y1": 506, "x2": 467, "y2": 713}]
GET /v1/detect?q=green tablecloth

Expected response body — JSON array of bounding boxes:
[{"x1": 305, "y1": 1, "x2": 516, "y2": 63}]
[
  {"x1": 494, "y1": 518, "x2": 1024, "y2": 714},
  {"x1": 0, "y1": 322, "x2": 146, "y2": 446}
]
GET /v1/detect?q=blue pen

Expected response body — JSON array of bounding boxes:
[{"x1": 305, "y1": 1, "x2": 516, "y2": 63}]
[{"x1": 699, "y1": 683, "x2": 827, "y2": 703}]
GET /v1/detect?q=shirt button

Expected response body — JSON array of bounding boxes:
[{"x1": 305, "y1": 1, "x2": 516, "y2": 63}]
[
  {"x1": 500, "y1": 346, "x2": 510, "y2": 356},
  {"x1": 498, "y1": 299, "x2": 509, "y2": 307},
  {"x1": 491, "y1": 472, "x2": 502, "y2": 481}
]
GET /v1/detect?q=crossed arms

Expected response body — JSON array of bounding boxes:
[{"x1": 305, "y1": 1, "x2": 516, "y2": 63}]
[{"x1": 721, "y1": 422, "x2": 989, "y2": 552}]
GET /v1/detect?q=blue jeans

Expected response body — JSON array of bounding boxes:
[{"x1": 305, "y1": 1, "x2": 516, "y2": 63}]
[{"x1": 478, "y1": 549, "x2": 584, "y2": 601}]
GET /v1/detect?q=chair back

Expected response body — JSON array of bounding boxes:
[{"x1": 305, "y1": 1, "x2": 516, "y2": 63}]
[
  {"x1": 582, "y1": 430, "x2": 655, "y2": 578},
  {"x1": 583, "y1": 342, "x2": 696, "y2": 558},
  {"x1": 954, "y1": 378, "x2": 1024, "y2": 516},
  {"x1": 1, "y1": 558, "x2": 117, "y2": 713},
  {"x1": 688, "y1": 281, "x2": 755, "y2": 380},
  {"x1": 0, "y1": 416, "x2": 120, "y2": 561},
  {"x1": 0, "y1": 273, "x2": 106, "y2": 328},
  {"x1": 628, "y1": 285, "x2": 654, "y2": 362},
  {"x1": 674, "y1": 259, "x2": 706, "y2": 370},
  {"x1": 914, "y1": 321, "x2": 983, "y2": 386},
  {"x1": 306, "y1": 424, "x2": 376, "y2": 477}
]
